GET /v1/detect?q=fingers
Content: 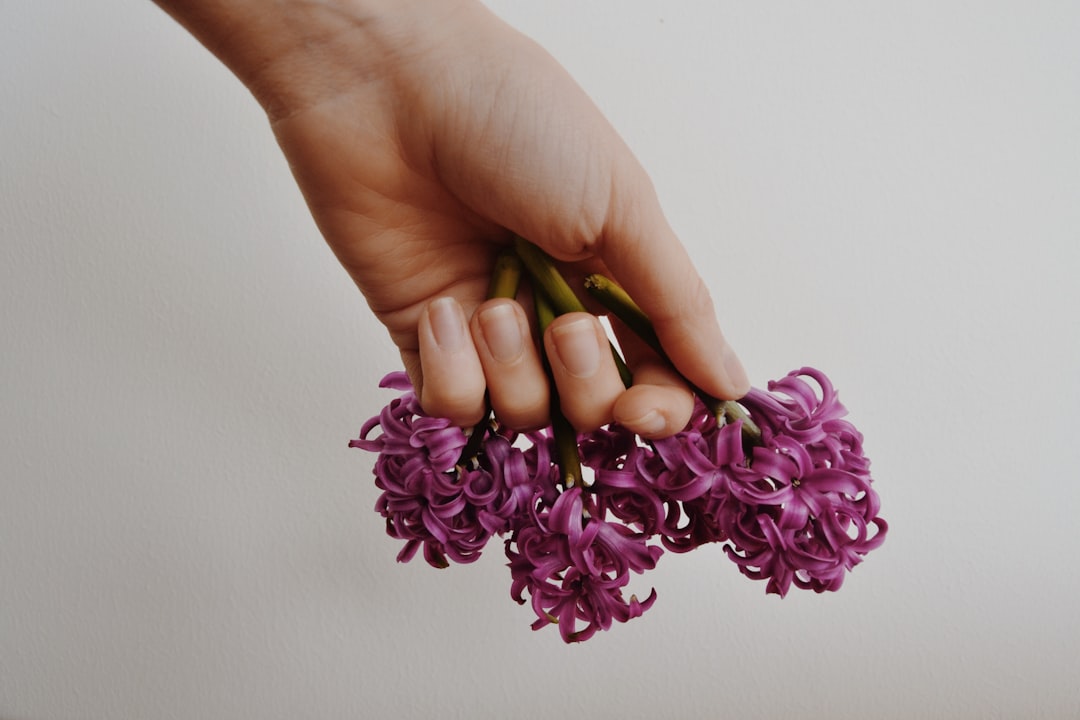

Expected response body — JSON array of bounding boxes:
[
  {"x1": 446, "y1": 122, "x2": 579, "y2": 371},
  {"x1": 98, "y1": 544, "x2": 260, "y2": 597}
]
[
  {"x1": 470, "y1": 299, "x2": 549, "y2": 430},
  {"x1": 543, "y1": 313, "x2": 626, "y2": 431},
  {"x1": 418, "y1": 300, "x2": 625, "y2": 434},
  {"x1": 417, "y1": 297, "x2": 487, "y2": 426},
  {"x1": 418, "y1": 296, "x2": 552, "y2": 431},
  {"x1": 542, "y1": 313, "x2": 694, "y2": 436},
  {"x1": 613, "y1": 360, "x2": 695, "y2": 440},
  {"x1": 418, "y1": 299, "x2": 696, "y2": 439}
]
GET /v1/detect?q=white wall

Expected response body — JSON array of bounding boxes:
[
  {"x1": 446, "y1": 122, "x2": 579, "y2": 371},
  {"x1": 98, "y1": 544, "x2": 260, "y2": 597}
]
[{"x1": 3, "y1": 1, "x2": 1078, "y2": 718}]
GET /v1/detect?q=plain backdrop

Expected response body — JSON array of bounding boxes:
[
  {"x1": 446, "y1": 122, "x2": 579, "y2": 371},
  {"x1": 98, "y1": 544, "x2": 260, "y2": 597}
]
[{"x1": 3, "y1": 1, "x2": 1079, "y2": 718}]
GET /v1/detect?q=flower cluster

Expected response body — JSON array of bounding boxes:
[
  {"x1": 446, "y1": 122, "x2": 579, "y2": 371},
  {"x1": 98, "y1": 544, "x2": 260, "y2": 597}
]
[
  {"x1": 725, "y1": 368, "x2": 886, "y2": 595},
  {"x1": 351, "y1": 367, "x2": 887, "y2": 641},
  {"x1": 349, "y1": 372, "x2": 557, "y2": 568},
  {"x1": 508, "y1": 486, "x2": 661, "y2": 643}
]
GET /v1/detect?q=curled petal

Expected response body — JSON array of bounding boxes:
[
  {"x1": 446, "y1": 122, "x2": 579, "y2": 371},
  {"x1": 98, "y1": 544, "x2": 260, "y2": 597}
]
[
  {"x1": 505, "y1": 494, "x2": 661, "y2": 643},
  {"x1": 716, "y1": 367, "x2": 887, "y2": 597},
  {"x1": 378, "y1": 371, "x2": 414, "y2": 391}
]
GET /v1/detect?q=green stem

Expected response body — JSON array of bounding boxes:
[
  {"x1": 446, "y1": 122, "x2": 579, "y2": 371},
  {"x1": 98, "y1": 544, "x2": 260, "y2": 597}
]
[
  {"x1": 535, "y1": 289, "x2": 584, "y2": 489},
  {"x1": 512, "y1": 236, "x2": 588, "y2": 314},
  {"x1": 584, "y1": 272, "x2": 762, "y2": 443},
  {"x1": 487, "y1": 249, "x2": 524, "y2": 301},
  {"x1": 513, "y1": 237, "x2": 632, "y2": 387},
  {"x1": 456, "y1": 249, "x2": 525, "y2": 468},
  {"x1": 584, "y1": 274, "x2": 660, "y2": 350},
  {"x1": 457, "y1": 405, "x2": 491, "y2": 470},
  {"x1": 534, "y1": 284, "x2": 558, "y2": 337}
]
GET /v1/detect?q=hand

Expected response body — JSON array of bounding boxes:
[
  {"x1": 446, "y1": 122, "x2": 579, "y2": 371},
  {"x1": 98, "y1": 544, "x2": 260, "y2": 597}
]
[{"x1": 155, "y1": 0, "x2": 750, "y2": 437}]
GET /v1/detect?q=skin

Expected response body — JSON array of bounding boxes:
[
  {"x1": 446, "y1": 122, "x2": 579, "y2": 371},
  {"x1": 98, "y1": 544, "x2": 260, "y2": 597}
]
[{"x1": 152, "y1": 0, "x2": 750, "y2": 438}]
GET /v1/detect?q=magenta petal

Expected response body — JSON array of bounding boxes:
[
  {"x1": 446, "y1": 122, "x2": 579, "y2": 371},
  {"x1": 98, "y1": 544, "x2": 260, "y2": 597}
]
[
  {"x1": 379, "y1": 372, "x2": 414, "y2": 391},
  {"x1": 355, "y1": 364, "x2": 885, "y2": 627},
  {"x1": 505, "y1": 490, "x2": 661, "y2": 643},
  {"x1": 801, "y1": 468, "x2": 868, "y2": 498}
]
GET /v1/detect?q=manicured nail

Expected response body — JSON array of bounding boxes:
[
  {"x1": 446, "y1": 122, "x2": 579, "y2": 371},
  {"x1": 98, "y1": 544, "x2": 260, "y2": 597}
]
[
  {"x1": 428, "y1": 298, "x2": 466, "y2": 352},
  {"x1": 550, "y1": 317, "x2": 601, "y2": 378},
  {"x1": 478, "y1": 303, "x2": 524, "y2": 364},
  {"x1": 724, "y1": 346, "x2": 750, "y2": 395}
]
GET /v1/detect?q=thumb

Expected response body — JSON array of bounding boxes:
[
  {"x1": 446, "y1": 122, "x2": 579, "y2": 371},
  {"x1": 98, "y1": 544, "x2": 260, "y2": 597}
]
[{"x1": 596, "y1": 161, "x2": 750, "y2": 401}]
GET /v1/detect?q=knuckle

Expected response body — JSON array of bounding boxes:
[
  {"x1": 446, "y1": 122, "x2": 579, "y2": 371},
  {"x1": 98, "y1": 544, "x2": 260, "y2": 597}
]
[
  {"x1": 560, "y1": 395, "x2": 614, "y2": 433},
  {"x1": 495, "y1": 404, "x2": 549, "y2": 433},
  {"x1": 421, "y1": 381, "x2": 485, "y2": 426}
]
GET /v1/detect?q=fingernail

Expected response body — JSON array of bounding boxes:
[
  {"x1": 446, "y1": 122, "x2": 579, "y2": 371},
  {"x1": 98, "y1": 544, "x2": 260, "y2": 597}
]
[
  {"x1": 627, "y1": 410, "x2": 666, "y2": 437},
  {"x1": 477, "y1": 303, "x2": 524, "y2": 364},
  {"x1": 723, "y1": 346, "x2": 750, "y2": 395},
  {"x1": 550, "y1": 317, "x2": 601, "y2": 378},
  {"x1": 428, "y1": 298, "x2": 465, "y2": 352}
]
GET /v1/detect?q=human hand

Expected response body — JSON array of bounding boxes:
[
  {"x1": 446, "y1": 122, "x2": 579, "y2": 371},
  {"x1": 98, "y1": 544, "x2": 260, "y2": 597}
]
[{"x1": 155, "y1": 0, "x2": 749, "y2": 438}]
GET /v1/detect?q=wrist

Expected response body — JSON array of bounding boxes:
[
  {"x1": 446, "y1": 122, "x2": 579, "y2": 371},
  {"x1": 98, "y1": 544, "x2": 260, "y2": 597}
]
[{"x1": 154, "y1": 0, "x2": 486, "y2": 120}]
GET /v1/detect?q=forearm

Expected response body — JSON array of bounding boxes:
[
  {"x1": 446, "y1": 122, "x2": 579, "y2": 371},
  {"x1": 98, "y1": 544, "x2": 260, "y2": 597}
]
[{"x1": 150, "y1": 0, "x2": 480, "y2": 120}]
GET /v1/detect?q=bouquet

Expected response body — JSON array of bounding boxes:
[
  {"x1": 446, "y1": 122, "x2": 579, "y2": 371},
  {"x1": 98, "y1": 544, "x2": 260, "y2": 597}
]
[{"x1": 350, "y1": 238, "x2": 887, "y2": 643}]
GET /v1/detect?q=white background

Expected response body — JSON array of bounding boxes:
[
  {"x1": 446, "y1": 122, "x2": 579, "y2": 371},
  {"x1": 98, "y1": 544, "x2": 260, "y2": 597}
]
[{"x1": 3, "y1": 1, "x2": 1079, "y2": 718}]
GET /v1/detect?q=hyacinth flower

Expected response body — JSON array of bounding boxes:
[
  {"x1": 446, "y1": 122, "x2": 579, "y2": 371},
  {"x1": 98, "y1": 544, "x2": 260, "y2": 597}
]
[
  {"x1": 740, "y1": 367, "x2": 872, "y2": 481},
  {"x1": 472, "y1": 430, "x2": 560, "y2": 536},
  {"x1": 347, "y1": 248, "x2": 563, "y2": 567},
  {"x1": 578, "y1": 421, "x2": 671, "y2": 538},
  {"x1": 582, "y1": 422, "x2": 669, "y2": 537},
  {"x1": 506, "y1": 486, "x2": 662, "y2": 643},
  {"x1": 349, "y1": 372, "x2": 487, "y2": 568},
  {"x1": 499, "y1": 284, "x2": 664, "y2": 642},
  {"x1": 583, "y1": 271, "x2": 887, "y2": 596},
  {"x1": 582, "y1": 400, "x2": 710, "y2": 549},
  {"x1": 350, "y1": 237, "x2": 888, "y2": 640},
  {"x1": 721, "y1": 370, "x2": 887, "y2": 596},
  {"x1": 350, "y1": 372, "x2": 563, "y2": 568},
  {"x1": 617, "y1": 401, "x2": 748, "y2": 553}
]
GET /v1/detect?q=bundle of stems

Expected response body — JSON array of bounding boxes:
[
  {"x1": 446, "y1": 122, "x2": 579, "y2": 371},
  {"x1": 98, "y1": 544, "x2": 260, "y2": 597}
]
[{"x1": 459, "y1": 237, "x2": 761, "y2": 482}]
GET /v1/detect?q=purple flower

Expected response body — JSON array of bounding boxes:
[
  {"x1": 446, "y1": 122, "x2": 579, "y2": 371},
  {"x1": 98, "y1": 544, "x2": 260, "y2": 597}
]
[
  {"x1": 646, "y1": 406, "x2": 748, "y2": 552},
  {"x1": 580, "y1": 423, "x2": 668, "y2": 538},
  {"x1": 350, "y1": 373, "x2": 468, "y2": 473},
  {"x1": 589, "y1": 400, "x2": 746, "y2": 553},
  {"x1": 740, "y1": 367, "x2": 871, "y2": 481},
  {"x1": 351, "y1": 372, "x2": 555, "y2": 568},
  {"x1": 350, "y1": 364, "x2": 887, "y2": 635},
  {"x1": 471, "y1": 430, "x2": 560, "y2": 536},
  {"x1": 722, "y1": 368, "x2": 888, "y2": 596},
  {"x1": 506, "y1": 487, "x2": 662, "y2": 643}
]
